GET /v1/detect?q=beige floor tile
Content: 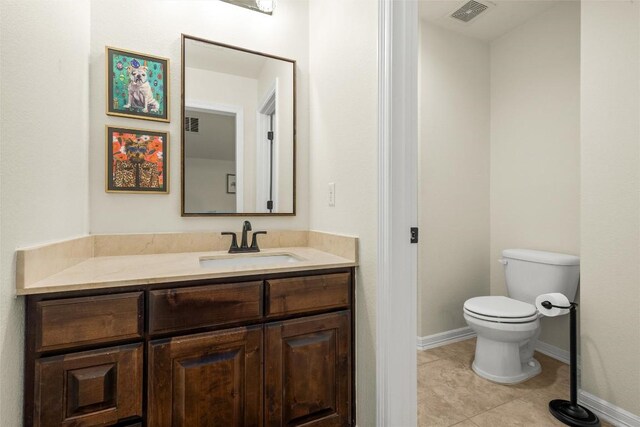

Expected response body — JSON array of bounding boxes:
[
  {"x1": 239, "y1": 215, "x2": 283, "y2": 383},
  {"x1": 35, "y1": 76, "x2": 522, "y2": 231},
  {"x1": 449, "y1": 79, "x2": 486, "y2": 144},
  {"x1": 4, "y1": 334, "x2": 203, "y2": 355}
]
[
  {"x1": 418, "y1": 349, "x2": 441, "y2": 365},
  {"x1": 470, "y1": 397, "x2": 567, "y2": 427},
  {"x1": 421, "y1": 338, "x2": 477, "y2": 367},
  {"x1": 441, "y1": 338, "x2": 477, "y2": 356},
  {"x1": 451, "y1": 420, "x2": 479, "y2": 427},
  {"x1": 417, "y1": 340, "x2": 591, "y2": 427},
  {"x1": 519, "y1": 352, "x2": 571, "y2": 397},
  {"x1": 418, "y1": 387, "x2": 468, "y2": 427},
  {"x1": 420, "y1": 357, "x2": 529, "y2": 418},
  {"x1": 527, "y1": 389, "x2": 616, "y2": 427}
]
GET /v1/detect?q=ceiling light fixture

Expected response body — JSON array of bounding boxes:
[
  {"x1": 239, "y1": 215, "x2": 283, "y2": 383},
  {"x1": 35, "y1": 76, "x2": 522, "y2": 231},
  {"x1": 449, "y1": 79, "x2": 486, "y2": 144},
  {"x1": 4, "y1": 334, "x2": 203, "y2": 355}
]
[
  {"x1": 256, "y1": 0, "x2": 275, "y2": 14},
  {"x1": 220, "y1": 0, "x2": 275, "y2": 15}
]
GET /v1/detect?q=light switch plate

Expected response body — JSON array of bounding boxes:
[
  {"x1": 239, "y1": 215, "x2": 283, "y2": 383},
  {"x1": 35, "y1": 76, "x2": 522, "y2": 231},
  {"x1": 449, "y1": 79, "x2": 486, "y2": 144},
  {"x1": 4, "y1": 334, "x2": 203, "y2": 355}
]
[{"x1": 328, "y1": 183, "x2": 336, "y2": 207}]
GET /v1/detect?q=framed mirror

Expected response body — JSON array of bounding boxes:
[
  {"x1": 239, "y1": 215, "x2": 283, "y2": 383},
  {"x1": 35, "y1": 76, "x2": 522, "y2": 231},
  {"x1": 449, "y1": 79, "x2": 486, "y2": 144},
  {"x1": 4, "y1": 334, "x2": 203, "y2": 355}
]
[{"x1": 181, "y1": 34, "x2": 296, "y2": 216}]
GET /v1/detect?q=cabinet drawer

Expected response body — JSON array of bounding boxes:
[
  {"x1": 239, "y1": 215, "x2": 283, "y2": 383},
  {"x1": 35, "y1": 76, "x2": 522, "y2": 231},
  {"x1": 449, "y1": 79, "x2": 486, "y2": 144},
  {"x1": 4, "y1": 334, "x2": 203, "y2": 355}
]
[
  {"x1": 266, "y1": 273, "x2": 351, "y2": 318},
  {"x1": 33, "y1": 343, "x2": 143, "y2": 427},
  {"x1": 148, "y1": 281, "x2": 263, "y2": 334},
  {"x1": 35, "y1": 292, "x2": 143, "y2": 353}
]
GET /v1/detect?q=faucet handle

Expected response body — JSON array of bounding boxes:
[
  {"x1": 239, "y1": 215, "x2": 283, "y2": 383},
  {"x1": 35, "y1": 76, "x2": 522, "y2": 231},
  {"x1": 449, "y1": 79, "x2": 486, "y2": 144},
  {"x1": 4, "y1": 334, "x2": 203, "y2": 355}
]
[
  {"x1": 221, "y1": 232, "x2": 239, "y2": 253},
  {"x1": 249, "y1": 231, "x2": 267, "y2": 251}
]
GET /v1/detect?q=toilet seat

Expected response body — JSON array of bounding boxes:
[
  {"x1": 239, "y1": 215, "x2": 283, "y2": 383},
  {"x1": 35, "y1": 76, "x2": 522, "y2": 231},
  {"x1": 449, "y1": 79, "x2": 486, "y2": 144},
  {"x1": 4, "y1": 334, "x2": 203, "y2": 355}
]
[{"x1": 464, "y1": 296, "x2": 538, "y2": 323}]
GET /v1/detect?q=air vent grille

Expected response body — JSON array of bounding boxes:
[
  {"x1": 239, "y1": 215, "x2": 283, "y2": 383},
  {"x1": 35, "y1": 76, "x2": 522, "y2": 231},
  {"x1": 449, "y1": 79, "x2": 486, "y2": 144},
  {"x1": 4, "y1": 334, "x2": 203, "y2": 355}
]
[
  {"x1": 185, "y1": 116, "x2": 199, "y2": 133},
  {"x1": 451, "y1": 0, "x2": 488, "y2": 23}
]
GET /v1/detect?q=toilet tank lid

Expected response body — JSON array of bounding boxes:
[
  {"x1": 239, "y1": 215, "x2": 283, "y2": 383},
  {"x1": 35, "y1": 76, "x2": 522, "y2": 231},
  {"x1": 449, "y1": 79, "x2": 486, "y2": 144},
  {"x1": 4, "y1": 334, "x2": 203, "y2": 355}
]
[{"x1": 502, "y1": 249, "x2": 580, "y2": 266}]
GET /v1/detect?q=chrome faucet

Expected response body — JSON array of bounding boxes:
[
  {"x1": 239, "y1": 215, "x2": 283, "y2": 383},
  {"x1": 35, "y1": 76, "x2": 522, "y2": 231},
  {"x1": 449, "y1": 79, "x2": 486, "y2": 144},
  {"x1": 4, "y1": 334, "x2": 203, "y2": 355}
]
[{"x1": 222, "y1": 221, "x2": 267, "y2": 253}]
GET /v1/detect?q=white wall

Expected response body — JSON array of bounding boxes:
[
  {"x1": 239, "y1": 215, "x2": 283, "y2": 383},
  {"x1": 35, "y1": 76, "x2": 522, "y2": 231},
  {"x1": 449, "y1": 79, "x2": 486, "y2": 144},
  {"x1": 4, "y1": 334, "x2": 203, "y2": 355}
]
[
  {"x1": 418, "y1": 23, "x2": 490, "y2": 337},
  {"x1": 490, "y1": 2, "x2": 580, "y2": 350},
  {"x1": 0, "y1": 1, "x2": 91, "y2": 424},
  {"x1": 580, "y1": 1, "x2": 640, "y2": 415},
  {"x1": 89, "y1": 0, "x2": 309, "y2": 232},
  {"x1": 184, "y1": 158, "x2": 236, "y2": 213},
  {"x1": 186, "y1": 67, "x2": 257, "y2": 210},
  {"x1": 308, "y1": 0, "x2": 378, "y2": 424}
]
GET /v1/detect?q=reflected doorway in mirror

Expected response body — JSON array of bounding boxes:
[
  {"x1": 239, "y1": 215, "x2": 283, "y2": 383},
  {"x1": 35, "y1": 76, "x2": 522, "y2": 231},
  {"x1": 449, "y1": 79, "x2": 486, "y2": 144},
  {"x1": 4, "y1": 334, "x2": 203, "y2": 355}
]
[
  {"x1": 181, "y1": 34, "x2": 295, "y2": 216},
  {"x1": 183, "y1": 102, "x2": 244, "y2": 213}
]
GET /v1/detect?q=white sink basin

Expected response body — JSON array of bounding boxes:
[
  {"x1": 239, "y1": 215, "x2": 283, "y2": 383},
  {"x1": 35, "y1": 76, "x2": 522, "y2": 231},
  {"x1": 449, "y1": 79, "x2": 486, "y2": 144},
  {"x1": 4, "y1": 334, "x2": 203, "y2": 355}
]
[{"x1": 199, "y1": 253, "x2": 301, "y2": 269}]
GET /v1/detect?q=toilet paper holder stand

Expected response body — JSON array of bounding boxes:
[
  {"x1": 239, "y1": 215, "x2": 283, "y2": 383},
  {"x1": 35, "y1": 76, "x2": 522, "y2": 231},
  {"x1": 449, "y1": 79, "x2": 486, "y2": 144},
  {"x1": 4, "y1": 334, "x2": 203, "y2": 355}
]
[{"x1": 539, "y1": 299, "x2": 601, "y2": 427}]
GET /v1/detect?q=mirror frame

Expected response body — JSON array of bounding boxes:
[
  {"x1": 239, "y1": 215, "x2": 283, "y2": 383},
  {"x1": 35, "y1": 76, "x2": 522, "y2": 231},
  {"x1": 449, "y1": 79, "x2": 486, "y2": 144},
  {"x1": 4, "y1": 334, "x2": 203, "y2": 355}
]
[{"x1": 180, "y1": 34, "x2": 297, "y2": 216}]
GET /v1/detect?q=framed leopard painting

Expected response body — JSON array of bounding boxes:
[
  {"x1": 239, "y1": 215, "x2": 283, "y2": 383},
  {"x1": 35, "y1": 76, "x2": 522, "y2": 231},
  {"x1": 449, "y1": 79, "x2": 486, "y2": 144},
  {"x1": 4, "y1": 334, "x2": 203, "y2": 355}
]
[{"x1": 106, "y1": 126, "x2": 169, "y2": 193}]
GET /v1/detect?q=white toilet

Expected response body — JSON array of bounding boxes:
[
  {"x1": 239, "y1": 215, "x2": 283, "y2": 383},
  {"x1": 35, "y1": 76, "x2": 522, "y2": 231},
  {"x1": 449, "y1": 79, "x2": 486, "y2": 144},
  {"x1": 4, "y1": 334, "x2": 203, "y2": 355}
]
[{"x1": 463, "y1": 249, "x2": 580, "y2": 384}]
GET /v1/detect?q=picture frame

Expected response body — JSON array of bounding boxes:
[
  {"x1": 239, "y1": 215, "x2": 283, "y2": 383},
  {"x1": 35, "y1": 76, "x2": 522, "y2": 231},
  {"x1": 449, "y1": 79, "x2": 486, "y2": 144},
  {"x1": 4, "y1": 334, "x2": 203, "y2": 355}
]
[
  {"x1": 106, "y1": 126, "x2": 169, "y2": 193},
  {"x1": 106, "y1": 47, "x2": 170, "y2": 122},
  {"x1": 227, "y1": 174, "x2": 237, "y2": 194}
]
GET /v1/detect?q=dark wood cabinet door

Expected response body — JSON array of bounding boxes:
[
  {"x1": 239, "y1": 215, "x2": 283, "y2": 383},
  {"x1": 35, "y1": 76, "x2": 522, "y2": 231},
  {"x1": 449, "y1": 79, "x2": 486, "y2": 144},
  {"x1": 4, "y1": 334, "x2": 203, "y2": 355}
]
[
  {"x1": 33, "y1": 343, "x2": 143, "y2": 427},
  {"x1": 265, "y1": 311, "x2": 351, "y2": 427},
  {"x1": 148, "y1": 326, "x2": 262, "y2": 427}
]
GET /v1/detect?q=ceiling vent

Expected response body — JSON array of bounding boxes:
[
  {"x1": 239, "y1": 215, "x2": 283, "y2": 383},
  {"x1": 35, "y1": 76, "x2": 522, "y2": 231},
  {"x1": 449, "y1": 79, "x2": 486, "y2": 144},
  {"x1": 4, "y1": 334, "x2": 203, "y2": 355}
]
[
  {"x1": 450, "y1": 0, "x2": 490, "y2": 23},
  {"x1": 185, "y1": 116, "x2": 199, "y2": 133}
]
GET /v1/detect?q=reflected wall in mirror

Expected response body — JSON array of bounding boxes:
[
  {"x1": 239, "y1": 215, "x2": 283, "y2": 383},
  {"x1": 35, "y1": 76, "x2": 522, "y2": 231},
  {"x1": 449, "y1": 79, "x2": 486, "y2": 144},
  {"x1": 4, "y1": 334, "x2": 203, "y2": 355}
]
[{"x1": 181, "y1": 35, "x2": 295, "y2": 216}]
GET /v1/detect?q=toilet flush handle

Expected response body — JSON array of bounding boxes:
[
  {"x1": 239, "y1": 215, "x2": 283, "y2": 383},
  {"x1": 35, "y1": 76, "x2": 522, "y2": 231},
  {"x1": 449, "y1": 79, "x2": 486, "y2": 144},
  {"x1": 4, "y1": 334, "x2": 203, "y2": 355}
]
[{"x1": 498, "y1": 259, "x2": 508, "y2": 265}]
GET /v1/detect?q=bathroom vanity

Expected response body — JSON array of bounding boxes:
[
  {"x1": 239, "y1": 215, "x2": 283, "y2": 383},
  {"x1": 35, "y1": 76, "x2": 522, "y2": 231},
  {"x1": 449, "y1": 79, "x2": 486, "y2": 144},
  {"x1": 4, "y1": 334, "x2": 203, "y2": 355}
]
[{"x1": 18, "y1": 232, "x2": 357, "y2": 427}]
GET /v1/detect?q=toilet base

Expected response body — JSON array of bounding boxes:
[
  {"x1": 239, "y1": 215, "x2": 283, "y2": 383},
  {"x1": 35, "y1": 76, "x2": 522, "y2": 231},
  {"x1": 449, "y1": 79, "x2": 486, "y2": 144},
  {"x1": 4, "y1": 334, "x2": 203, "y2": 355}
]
[
  {"x1": 472, "y1": 357, "x2": 541, "y2": 384},
  {"x1": 549, "y1": 399, "x2": 600, "y2": 427}
]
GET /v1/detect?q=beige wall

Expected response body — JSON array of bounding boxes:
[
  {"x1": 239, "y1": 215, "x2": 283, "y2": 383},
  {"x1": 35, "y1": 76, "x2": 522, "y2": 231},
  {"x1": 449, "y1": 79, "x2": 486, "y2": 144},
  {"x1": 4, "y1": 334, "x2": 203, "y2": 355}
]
[
  {"x1": 0, "y1": 1, "x2": 91, "y2": 424},
  {"x1": 184, "y1": 158, "x2": 236, "y2": 213},
  {"x1": 418, "y1": 3, "x2": 580, "y2": 348},
  {"x1": 418, "y1": 23, "x2": 490, "y2": 337},
  {"x1": 89, "y1": 0, "x2": 310, "y2": 233},
  {"x1": 308, "y1": 0, "x2": 378, "y2": 424},
  {"x1": 490, "y1": 2, "x2": 580, "y2": 350},
  {"x1": 580, "y1": 1, "x2": 640, "y2": 415}
]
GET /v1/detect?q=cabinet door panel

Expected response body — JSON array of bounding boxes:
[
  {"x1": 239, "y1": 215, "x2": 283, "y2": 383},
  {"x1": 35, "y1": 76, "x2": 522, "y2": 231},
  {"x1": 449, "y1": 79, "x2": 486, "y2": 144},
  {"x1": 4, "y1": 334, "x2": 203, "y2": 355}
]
[
  {"x1": 33, "y1": 343, "x2": 142, "y2": 427},
  {"x1": 265, "y1": 311, "x2": 351, "y2": 427},
  {"x1": 148, "y1": 326, "x2": 262, "y2": 427}
]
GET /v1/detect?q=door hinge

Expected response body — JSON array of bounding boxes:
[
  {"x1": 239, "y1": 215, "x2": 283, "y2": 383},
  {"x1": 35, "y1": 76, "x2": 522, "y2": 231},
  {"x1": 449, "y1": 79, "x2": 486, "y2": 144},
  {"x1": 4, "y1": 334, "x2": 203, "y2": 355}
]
[
  {"x1": 267, "y1": 200, "x2": 273, "y2": 210},
  {"x1": 267, "y1": 131, "x2": 274, "y2": 141},
  {"x1": 410, "y1": 227, "x2": 419, "y2": 244}
]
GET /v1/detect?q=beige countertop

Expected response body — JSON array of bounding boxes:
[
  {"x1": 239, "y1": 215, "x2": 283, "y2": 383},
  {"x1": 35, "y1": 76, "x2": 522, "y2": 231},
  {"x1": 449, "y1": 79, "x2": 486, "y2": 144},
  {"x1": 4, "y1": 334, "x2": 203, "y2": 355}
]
[{"x1": 16, "y1": 231, "x2": 358, "y2": 295}]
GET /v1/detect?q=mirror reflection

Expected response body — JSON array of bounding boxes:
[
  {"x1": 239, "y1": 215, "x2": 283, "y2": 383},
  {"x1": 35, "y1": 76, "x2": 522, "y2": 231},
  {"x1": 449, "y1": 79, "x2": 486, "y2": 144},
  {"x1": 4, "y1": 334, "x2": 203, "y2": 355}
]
[{"x1": 182, "y1": 35, "x2": 295, "y2": 215}]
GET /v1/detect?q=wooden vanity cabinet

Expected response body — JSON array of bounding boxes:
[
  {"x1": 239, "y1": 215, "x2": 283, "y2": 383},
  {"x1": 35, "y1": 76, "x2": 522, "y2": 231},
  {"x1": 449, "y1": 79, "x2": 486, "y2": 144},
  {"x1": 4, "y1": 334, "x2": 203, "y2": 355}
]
[{"x1": 24, "y1": 268, "x2": 355, "y2": 427}]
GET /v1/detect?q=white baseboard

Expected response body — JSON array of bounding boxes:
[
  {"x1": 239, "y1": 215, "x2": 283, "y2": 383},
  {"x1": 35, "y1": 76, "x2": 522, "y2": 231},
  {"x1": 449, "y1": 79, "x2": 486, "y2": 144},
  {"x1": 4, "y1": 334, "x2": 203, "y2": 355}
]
[
  {"x1": 578, "y1": 390, "x2": 640, "y2": 427},
  {"x1": 416, "y1": 327, "x2": 476, "y2": 350},
  {"x1": 535, "y1": 340, "x2": 570, "y2": 364}
]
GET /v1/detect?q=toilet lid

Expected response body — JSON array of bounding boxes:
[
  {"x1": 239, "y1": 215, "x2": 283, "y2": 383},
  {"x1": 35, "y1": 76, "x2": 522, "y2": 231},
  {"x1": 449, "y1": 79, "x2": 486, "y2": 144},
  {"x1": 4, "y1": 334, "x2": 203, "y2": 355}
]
[{"x1": 464, "y1": 296, "x2": 537, "y2": 319}]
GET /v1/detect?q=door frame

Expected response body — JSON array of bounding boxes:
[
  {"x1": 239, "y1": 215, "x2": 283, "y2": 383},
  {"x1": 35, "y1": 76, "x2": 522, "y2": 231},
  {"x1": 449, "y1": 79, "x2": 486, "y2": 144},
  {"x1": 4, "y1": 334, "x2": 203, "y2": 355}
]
[
  {"x1": 376, "y1": 0, "x2": 419, "y2": 426},
  {"x1": 256, "y1": 80, "x2": 279, "y2": 213},
  {"x1": 185, "y1": 100, "x2": 244, "y2": 212}
]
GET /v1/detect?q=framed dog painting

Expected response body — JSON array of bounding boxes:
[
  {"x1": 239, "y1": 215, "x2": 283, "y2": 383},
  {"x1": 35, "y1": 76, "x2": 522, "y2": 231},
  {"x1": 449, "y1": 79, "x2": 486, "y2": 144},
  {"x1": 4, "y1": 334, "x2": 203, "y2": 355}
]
[
  {"x1": 106, "y1": 47, "x2": 170, "y2": 122},
  {"x1": 106, "y1": 126, "x2": 169, "y2": 193}
]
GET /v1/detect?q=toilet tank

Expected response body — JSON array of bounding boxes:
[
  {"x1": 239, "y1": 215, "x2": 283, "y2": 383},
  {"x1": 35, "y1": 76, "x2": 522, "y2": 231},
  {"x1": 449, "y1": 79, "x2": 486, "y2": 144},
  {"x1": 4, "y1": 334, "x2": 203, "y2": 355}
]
[{"x1": 501, "y1": 249, "x2": 580, "y2": 305}]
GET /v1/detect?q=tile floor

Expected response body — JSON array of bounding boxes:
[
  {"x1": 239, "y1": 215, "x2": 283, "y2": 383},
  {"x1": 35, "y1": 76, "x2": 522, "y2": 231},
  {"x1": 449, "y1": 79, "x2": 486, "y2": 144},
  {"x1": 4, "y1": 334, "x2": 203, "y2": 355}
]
[{"x1": 417, "y1": 338, "x2": 613, "y2": 427}]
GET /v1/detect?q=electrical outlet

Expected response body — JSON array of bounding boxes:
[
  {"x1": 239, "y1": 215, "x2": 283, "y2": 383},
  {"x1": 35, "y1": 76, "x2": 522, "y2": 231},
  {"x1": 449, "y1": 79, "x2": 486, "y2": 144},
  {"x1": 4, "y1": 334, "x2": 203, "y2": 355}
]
[{"x1": 328, "y1": 183, "x2": 336, "y2": 207}]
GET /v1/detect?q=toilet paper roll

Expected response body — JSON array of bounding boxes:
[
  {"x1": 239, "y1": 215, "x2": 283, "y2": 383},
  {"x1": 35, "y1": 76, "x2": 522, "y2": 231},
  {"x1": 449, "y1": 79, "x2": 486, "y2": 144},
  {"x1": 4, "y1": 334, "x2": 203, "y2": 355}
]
[{"x1": 535, "y1": 293, "x2": 571, "y2": 317}]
